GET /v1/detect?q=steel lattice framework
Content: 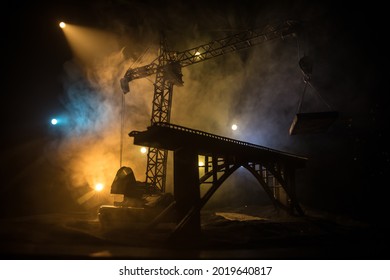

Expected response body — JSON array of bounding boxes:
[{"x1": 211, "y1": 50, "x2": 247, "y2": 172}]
[{"x1": 121, "y1": 20, "x2": 300, "y2": 192}]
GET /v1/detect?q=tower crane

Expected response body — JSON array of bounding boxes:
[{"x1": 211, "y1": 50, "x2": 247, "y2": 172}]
[{"x1": 119, "y1": 20, "x2": 301, "y2": 193}]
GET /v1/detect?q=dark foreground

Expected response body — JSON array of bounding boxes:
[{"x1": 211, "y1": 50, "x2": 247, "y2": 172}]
[{"x1": 0, "y1": 206, "x2": 388, "y2": 260}]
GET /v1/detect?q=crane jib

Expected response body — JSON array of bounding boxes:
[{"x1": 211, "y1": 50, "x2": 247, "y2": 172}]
[{"x1": 120, "y1": 20, "x2": 300, "y2": 93}]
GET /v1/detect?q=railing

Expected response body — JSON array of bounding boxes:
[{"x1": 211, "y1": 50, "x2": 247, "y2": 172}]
[{"x1": 151, "y1": 122, "x2": 307, "y2": 160}]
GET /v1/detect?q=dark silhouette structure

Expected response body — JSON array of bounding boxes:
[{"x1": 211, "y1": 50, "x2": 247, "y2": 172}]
[
  {"x1": 129, "y1": 122, "x2": 307, "y2": 236},
  {"x1": 120, "y1": 20, "x2": 301, "y2": 192}
]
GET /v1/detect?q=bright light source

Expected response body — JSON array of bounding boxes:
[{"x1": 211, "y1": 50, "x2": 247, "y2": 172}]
[
  {"x1": 59, "y1": 22, "x2": 66, "y2": 29},
  {"x1": 95, "y1": 183, "x2": 104, "y2": 192},
  {"x1": 195, "y1": 51, "x2": 201, "y2": 56},
  {"x1": 51, "y1": 118, "x2": 58, "y2": 125},
  {"x1": 140, "y1": 147, "x2": 147, "y2": 154},
  {"x1": 231, "y1": 124, "x2": 238, "y2": 131},
  {"x1": 199, "y1": 161, "x2": 205, "y2": 167}
]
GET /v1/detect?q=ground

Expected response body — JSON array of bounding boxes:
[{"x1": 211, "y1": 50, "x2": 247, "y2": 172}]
[{"x1": 1, "y1": 205, "x2": 388, "y2": 260}]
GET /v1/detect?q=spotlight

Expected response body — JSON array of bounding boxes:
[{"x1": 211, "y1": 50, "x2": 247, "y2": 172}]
[
  {"x1": 49, "y1": 116, "x2": 68, "y2": 126},
  {"x1": 95, "y1": 183, "x2": 104, "y2": 192},
  {"x1": 59, "y1": 22, "x2": 66, "y2": 29},
  {"x1": 231, "y1": 124, "x2": 238, "y2": 131},
  {"x1": 140, "y1": 147, "x2": 147, "y2": 154}
]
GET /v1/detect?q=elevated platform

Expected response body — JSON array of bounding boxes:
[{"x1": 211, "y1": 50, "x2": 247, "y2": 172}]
[
  {"x1": 130, "y1": 122, "x2": 307, "y2": 168},
  {"x1": 126, "y1": 122, "x2": 307, "y2": 237}
]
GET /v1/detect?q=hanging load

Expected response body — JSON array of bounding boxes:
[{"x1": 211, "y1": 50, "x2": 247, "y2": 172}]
[
  {"x1": 289, "y1": 111, "x2": 339, "y2": 135},
  {"x1": 289, "y1": 56, "x2": 339, "y2": 135}
]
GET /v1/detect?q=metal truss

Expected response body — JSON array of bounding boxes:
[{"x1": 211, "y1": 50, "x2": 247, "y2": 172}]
[{"x1": 120, "y1": 21, "x2": 300, "y2": 192}]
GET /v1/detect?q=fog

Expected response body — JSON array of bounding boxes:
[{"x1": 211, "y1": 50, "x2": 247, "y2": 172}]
[
  {"x1": 3, "y1": 0, "x2": 386, "y2": 220},
  {"x1": 53, "y1": 10, "x2": 312, "y2": 211}
]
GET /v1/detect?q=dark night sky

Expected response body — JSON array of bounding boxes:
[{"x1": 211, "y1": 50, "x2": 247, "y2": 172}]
[{"x1": 1, "y1": 0, "x2": 388, "y2": 222}]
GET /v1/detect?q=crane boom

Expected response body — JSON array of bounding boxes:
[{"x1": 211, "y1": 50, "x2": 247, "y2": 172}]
[
  {"x1": 121, "y1": 20, "x2": 299, "y2": 91},
  {"x1": 120, "y1": 20, "x2": 300, "y2": 192},
  {"x1": 175, "y1": 20, "x2": 299, "y2": 67}
]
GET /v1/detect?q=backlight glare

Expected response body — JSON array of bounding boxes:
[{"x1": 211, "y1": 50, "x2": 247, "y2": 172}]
[{"x1": 95, "y1": 183, "x2": 104, "y2": 192}]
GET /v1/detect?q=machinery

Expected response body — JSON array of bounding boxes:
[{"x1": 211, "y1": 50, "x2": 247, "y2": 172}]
[{"x1": 98, "y1": 20, "x2": 304, "y2": 231}]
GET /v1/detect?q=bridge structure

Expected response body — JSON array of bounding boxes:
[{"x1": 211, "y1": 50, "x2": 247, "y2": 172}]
[{"x1": 129, "y1": 122, "x2": 307, "y2": 237}]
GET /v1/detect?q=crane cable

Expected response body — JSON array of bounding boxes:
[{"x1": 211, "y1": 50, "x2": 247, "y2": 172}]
[
  {"x1": 295, "y1": 36, "x2": 333, "y2": 114},
  {"x1": 119, "y1": 47, "x2": 150, "y2": 168},
  {"x1": 119, "y1": 93, "x2": 125, "y2": 168},
  {"x1": 295, "y1": 36, "x2": 306, "y2": 114}
]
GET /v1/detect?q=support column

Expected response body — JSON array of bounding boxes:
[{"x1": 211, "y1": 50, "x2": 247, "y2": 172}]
[
  {"x1": 173, "y1": 148, "x2": 201, "y2": 236},
  {"x1": 285, "y1": 167, "x2": 304, "y2": 216}
]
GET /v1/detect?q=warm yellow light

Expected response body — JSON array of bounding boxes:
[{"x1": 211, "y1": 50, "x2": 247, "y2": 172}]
[
  {"x1": 59, "y1": 22, "x2": 66, "y2": 29},
  {"x1": 231, "y1": 124, "x2": 238, "y2": 131},
  {"x1": 195, "y1": 51, "x2": 201, "y2": 56},
  {"x1": 199, "y1": 161, "x2": 205, "y2": 167},
  {"x1": 60, "y1": 24, "x2": 120, "y2": 66},
  {"x1": 140, "y1": 147, "x2": 147, "y2": 154},
  {"x1": 95, "y1": 183, "x2": 104, "y2": 192}
]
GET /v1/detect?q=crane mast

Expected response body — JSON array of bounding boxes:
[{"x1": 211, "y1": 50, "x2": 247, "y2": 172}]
[{"x1": 120, "y1": 20, "x2": 300, "y2": 192}]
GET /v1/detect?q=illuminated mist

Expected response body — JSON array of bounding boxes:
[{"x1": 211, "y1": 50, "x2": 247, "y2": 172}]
[
  {"x1": 53, "y1": 24, "x2": 159, "y2": 209},
  {"x1": 52, "y1": 1, "x2": 343, "y2": 211}
]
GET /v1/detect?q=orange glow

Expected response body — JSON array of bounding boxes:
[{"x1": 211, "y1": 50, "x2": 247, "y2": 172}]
[
  {"x1": 95, "y1": 183, "x2": 104, "y2": 192},
  {"x1": 77, "y1": 190, "x2": 95, "y2": 205},
  {"x1": 59, "y1": 23, "x2": 120, "y2": 65}
]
